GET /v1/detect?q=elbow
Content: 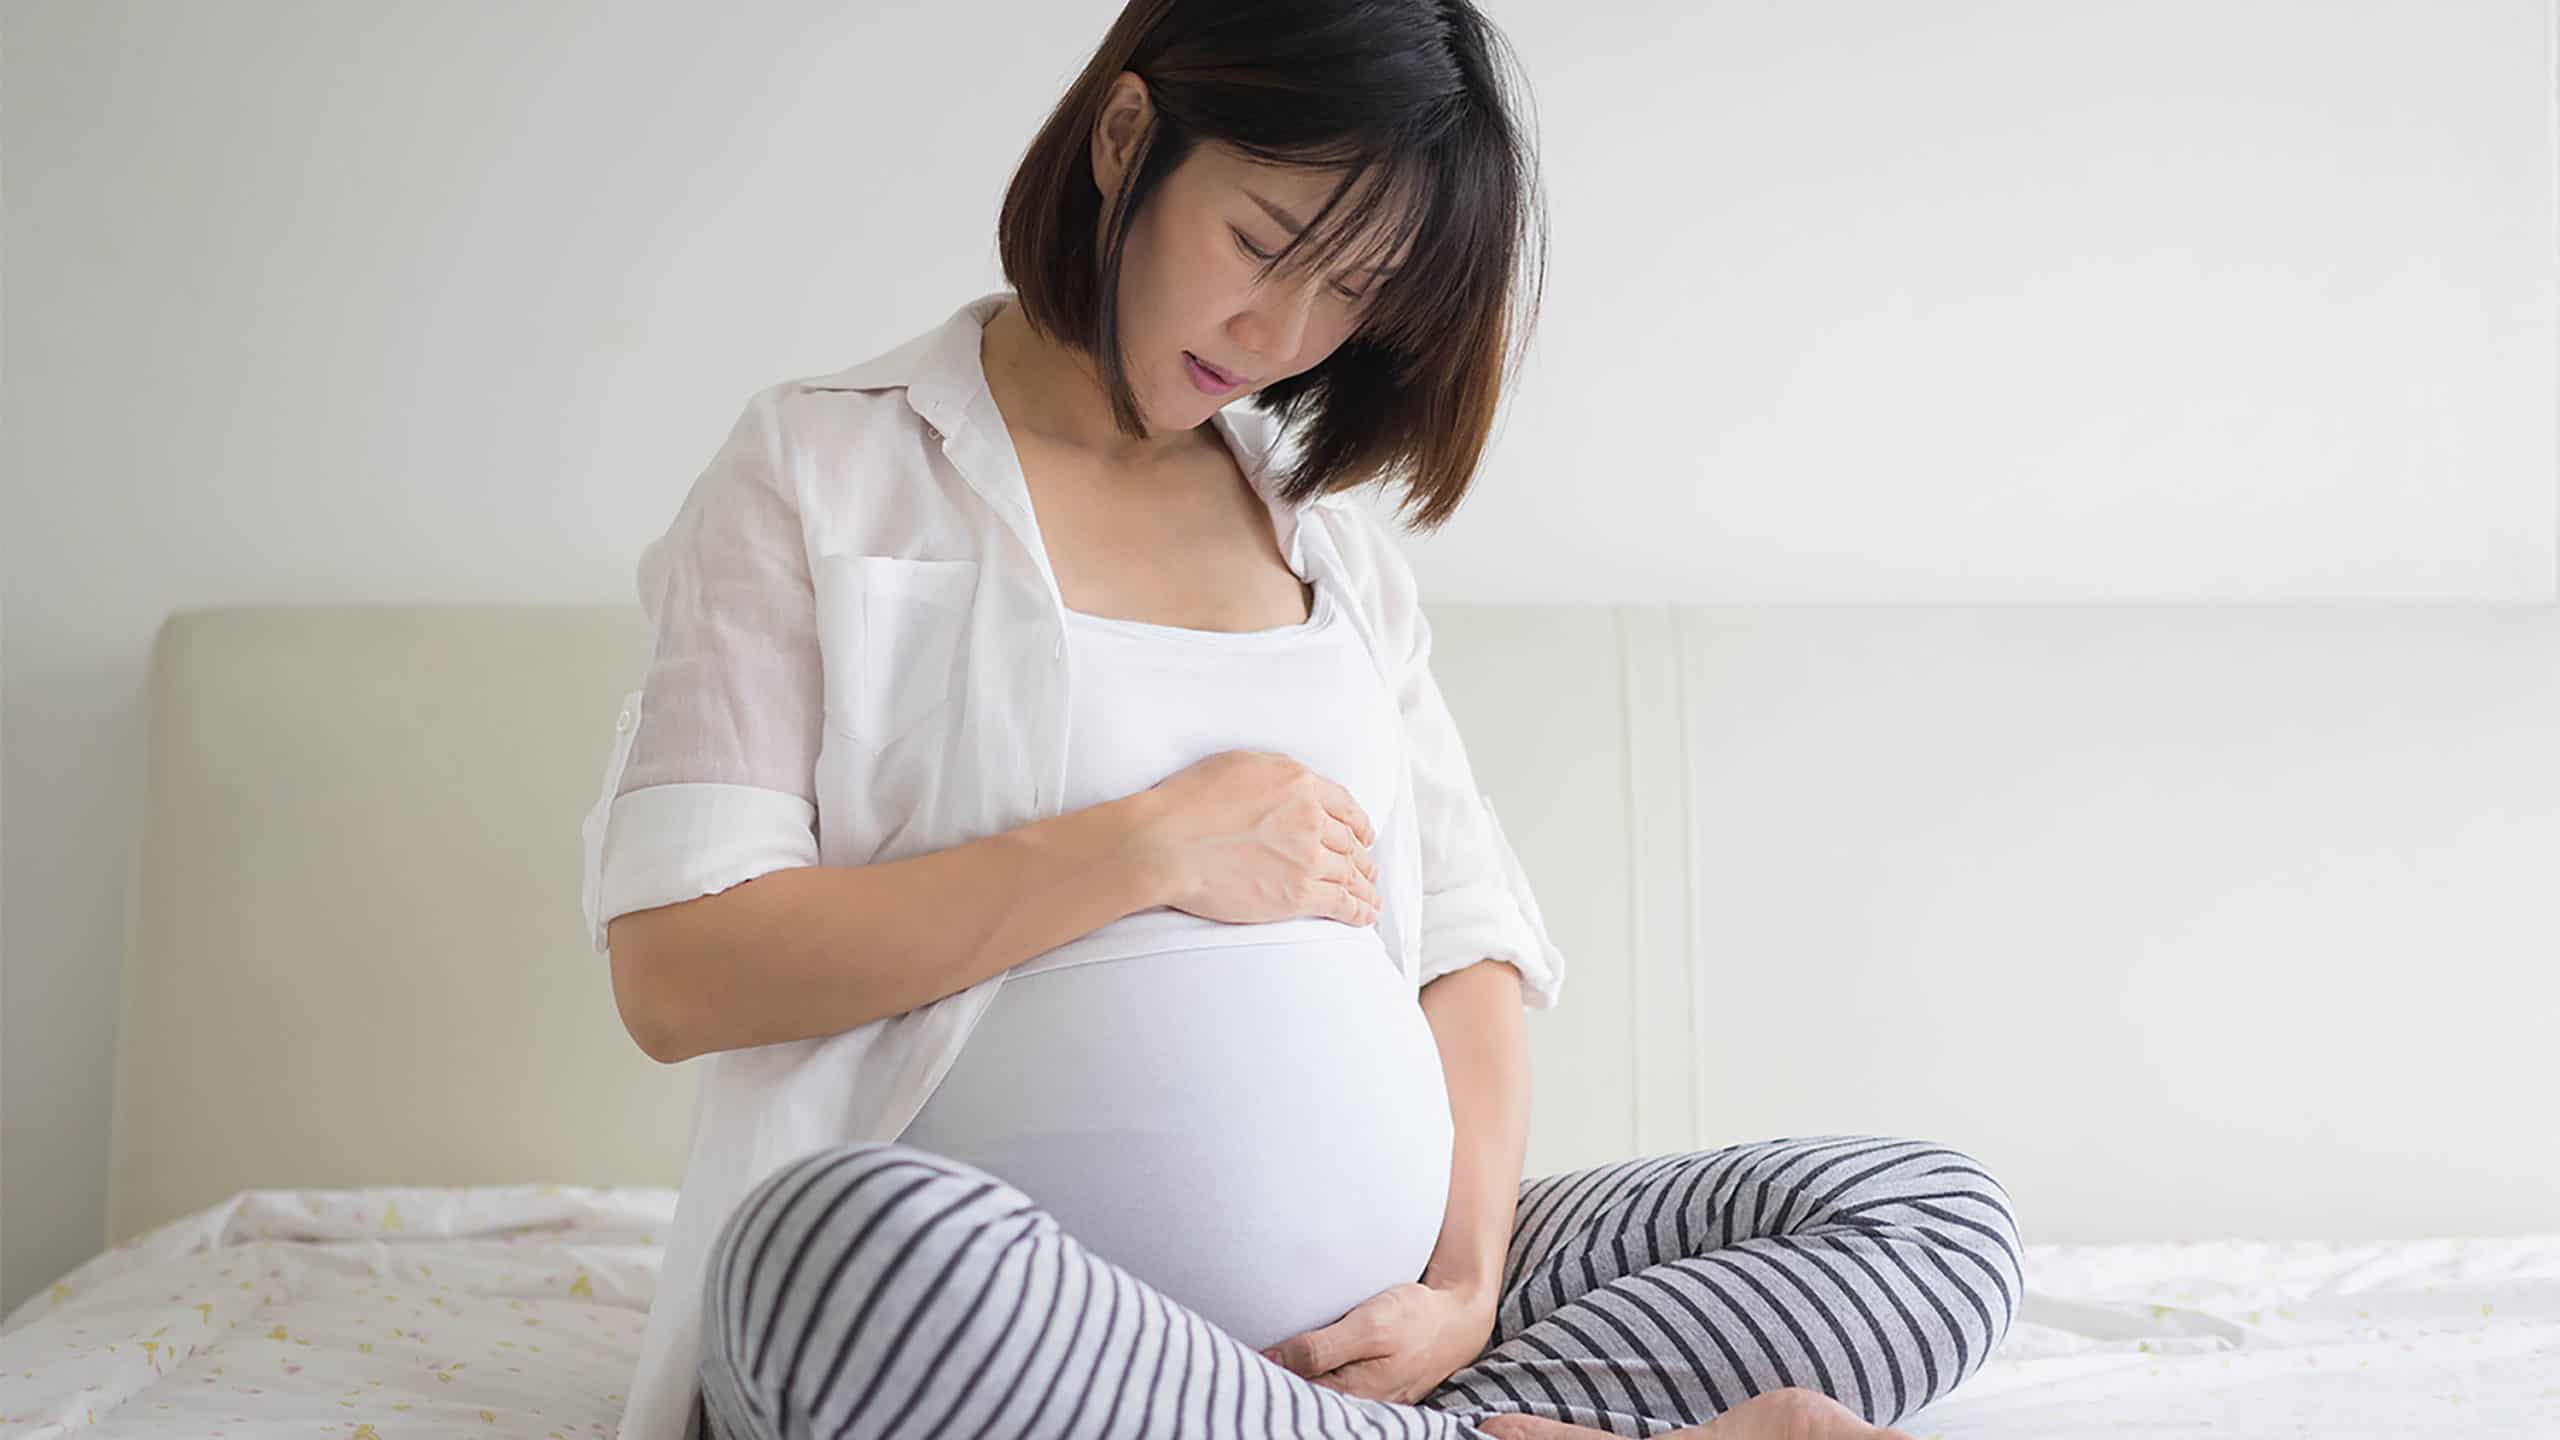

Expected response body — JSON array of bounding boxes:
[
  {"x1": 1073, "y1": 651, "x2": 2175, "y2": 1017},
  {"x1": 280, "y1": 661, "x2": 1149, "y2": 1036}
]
[{"x1": 606, "y1": 919, "x2": 697, "y2": 1065}]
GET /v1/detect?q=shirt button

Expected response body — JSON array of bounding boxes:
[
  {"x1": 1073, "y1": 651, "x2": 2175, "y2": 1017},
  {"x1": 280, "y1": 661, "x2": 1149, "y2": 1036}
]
[{"x1": 616, "y1": 709, "x2": 634, "y2": 733}]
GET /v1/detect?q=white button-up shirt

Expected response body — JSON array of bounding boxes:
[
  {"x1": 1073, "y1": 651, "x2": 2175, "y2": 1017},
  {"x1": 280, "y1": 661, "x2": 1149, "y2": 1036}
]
[{"x1": 578, "y1": 288, "x2": 1568, "y2": 1440}]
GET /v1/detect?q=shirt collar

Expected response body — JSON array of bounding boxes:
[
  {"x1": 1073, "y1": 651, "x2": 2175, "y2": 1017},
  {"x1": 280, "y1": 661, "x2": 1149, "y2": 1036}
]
[{"x1": 799, "y1": 288, "x2": 1316, "y2": 582}]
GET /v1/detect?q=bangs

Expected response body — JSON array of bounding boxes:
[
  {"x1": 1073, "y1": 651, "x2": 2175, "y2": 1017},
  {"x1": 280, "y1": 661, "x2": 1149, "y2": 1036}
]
[
  {"x1": 1229, "y1": 133, "x2": 1494, "y2": 367},
  {"x1": 996, "y1": 0, "x2": 1547, "y2": 529}
]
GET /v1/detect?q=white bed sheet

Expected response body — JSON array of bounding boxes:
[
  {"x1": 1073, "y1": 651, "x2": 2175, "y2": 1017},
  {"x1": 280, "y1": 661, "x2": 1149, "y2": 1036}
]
[
  {"x1": 1917, "y1": 1231, "x2": 2560, "y2": 1437},
  {"x1": 2, "y1": 1187, "x2": 2554, "y2": 1438},
  {"x1": 0, "y1": 1186, "x2": 666, "y2": 1438}
]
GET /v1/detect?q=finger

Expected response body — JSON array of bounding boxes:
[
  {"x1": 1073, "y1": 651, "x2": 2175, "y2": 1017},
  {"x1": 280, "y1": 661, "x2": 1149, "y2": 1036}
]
[
  {"x1": 1321, "y1": 839, "x2": 1378, "y2": 899},
  {"x1": 1313, "y1": 1358, "x2": 1397, "y2": 1401},
  {"x1": 1321, "y1": 852, "x2": 1380, "y2": 920},
  {"x1": 1269, "y1": 1315, "x2": 1377, "y2": 1379},
  {"x1": 1260, "y1": 1339, "x2": 1311, "y2": 1376},
  {"x1": 1318, "y1": 777, "x2": 1376, "y2": 849},
  {"x1": 1314, "y1": 876, "x2": 1369, "y2": 927},
  {"x1": 1319, "y1": 817, "x2": 1378, "y2": 885},
  {"x1": 1271, "y1": 1287, "x2": 1428, "y2": 1383}
]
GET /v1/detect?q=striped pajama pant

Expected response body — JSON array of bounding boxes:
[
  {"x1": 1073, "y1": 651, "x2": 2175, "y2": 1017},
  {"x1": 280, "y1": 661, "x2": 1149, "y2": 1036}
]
[{"x1": 696, "y1": 1132, "x2": 2025, "y2": 1439}]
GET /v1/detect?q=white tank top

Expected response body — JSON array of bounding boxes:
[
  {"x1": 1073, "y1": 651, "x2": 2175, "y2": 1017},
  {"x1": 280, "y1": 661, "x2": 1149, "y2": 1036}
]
[{"x1": 899, "y1": 569, "x2": 1456, "y2": 1351}]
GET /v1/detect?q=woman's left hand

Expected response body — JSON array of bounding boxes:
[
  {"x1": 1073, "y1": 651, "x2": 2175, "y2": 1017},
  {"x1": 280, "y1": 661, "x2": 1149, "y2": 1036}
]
[{"x1": 1259, "y1": 1279, "x2": 1498, "y2": 1404}]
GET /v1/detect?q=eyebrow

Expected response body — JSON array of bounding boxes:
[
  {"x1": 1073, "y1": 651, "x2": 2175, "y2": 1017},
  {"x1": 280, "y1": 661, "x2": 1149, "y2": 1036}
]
[{"x1": 1242, "y1": 188, "x2": 1404, "y2": 276}]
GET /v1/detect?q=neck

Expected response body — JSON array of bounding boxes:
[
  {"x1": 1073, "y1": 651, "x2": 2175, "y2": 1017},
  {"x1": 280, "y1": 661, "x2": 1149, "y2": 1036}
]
[{"x1": 981, "y1": 299, "x2": 1204, "y2": 468}]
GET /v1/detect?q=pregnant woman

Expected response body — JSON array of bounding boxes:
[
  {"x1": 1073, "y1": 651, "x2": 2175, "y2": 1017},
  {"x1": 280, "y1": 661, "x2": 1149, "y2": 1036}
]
[{"x1": 586, "y1": 4, "x2": 2021, "y2": 1439}]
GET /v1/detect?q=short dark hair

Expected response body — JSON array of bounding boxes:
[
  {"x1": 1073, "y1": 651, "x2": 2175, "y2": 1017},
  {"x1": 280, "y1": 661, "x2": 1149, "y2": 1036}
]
[{"x1": 996, "y1": 0, "x2": 1549, "y2": 534}]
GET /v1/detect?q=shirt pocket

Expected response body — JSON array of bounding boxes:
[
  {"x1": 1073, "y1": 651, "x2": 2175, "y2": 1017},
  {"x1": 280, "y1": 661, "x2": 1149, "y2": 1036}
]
[{"x1": 812, "y1": 554, "x2": 979, "y2": 751}]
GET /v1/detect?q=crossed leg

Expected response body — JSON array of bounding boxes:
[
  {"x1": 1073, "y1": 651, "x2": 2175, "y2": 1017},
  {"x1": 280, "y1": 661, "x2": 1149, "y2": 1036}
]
[
  {"x1": 697, "y1": 1133, "x2": 2022, "y2": 1439},
  {"x1": 1417, "y1": 1134, "x2": 2024, "y2": 1436}
]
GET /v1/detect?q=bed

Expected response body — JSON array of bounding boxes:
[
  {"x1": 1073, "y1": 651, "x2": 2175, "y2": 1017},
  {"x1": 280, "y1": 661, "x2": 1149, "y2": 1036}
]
[
  {"x1": 9, "y1": 1184, "x2": 2556, "y2": 1437},
  {"x1": 5, "y1": 603, "x2": 2554, "y2": 1436}
]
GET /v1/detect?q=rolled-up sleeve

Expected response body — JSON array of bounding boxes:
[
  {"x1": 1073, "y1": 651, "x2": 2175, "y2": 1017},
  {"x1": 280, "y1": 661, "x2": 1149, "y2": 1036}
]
[
  {"x1": 578, "y1": 386, "x2": 823, "y2": 956},
  {"x1": 1372, "y1": 526, "x2": 1568, "y2": 1010}
]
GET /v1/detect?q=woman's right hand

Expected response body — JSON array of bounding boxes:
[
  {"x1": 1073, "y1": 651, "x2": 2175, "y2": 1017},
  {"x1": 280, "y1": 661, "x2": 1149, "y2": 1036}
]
[{"x1": 1134, "y1": 750, "x2": 1381, "y2": 926}]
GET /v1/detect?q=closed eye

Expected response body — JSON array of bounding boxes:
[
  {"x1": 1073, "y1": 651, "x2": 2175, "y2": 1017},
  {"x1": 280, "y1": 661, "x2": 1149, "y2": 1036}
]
[{"x1": 1233, "y1": 228, "x2": 1371, "y2": 303}]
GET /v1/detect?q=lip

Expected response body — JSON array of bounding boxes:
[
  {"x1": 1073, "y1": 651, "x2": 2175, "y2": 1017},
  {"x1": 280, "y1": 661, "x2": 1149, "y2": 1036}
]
[{"x1": 1184, "y1": 351, "x2": 1245, "y2": 394}]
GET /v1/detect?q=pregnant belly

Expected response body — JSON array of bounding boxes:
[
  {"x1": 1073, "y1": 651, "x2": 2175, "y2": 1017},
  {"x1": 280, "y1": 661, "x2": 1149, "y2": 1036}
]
[{"x1": 898, "y1": 934, "x2": 1455, "y2": 1351}]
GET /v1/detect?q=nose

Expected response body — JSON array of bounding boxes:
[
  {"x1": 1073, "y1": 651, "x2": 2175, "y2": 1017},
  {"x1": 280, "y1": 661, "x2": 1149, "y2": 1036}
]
[{"x1": 1234, "y1": 277, "x2": 1323, "y2": 373}]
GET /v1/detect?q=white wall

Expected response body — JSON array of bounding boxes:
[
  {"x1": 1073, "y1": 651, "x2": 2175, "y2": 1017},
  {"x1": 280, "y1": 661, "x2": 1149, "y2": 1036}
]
[
  {"x1": 5, "y1": 0, "x2": 2551, "y2": 1314},
  {"x1": 1421, "y1": 601, "x2": 2560, "y2": 1246}
]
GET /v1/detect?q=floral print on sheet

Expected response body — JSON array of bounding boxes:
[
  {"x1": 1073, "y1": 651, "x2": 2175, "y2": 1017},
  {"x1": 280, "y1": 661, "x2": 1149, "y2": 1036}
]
[
  {"x1": 0, "y1": 1184, "x2": 676, "y2": 1437},
  {"x1": 2, "y1": 1186, "x2": 2556, "y2": 1436}
]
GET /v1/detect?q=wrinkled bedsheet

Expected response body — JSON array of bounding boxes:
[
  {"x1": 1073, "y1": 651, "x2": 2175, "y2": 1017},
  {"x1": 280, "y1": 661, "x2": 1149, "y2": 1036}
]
[
  {"x1": 3, "y1": 1187, "x2": 2554, "y2": 1437},
  {"x1": 0, "y1": 1186, "x2": 666, "y2": 1438}
]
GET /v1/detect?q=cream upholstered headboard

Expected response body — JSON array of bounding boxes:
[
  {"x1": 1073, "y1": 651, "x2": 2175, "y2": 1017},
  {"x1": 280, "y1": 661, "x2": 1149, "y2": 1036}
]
[
  {"x1": 107, "y1": 600, "x2": 2560, "y2": 1245},
  {"x1": 109, "y1": 607, "x2": 685, "y2": 1242},
  {"x1": 105, "y1": 602, "x2": 1643, "y2": 1244}
]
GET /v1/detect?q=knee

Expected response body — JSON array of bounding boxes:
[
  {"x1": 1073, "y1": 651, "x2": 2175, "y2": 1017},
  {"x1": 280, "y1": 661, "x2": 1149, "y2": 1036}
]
[
  {"x1": 1925, "y1": 1142, "x2": 2027, "y2": 1328},
  {"x1": 702, "y1": 1142, "x2": 1029, "y2": 1351},
  {"x1": 698, "y1": 1141, "x2": 1049, "y2": 1426},
  {"x1": 1926, "y1": 1144, "x2": 2021, "y2": 1238}
]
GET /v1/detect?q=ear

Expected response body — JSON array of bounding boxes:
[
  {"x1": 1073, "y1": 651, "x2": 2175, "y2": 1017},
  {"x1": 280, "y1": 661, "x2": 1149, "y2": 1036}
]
[{"x1": 1090, "y1": 70, "x2": 1154, "y2": 205}]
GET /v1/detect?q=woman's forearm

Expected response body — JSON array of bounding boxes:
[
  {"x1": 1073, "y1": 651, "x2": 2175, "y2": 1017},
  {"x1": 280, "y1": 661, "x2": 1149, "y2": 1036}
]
[
  {"x1": 607, "y1": 790, "x2": 1176, "y2": 1063},
  {"x1": 1417, "y1": 958, "x2": 1532, "y2": 1307}
]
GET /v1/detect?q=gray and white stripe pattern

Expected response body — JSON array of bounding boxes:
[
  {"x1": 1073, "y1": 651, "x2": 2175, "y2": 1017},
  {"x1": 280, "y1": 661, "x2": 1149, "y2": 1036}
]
[{"x1": 698, "y1": 1133, "x2": 2023, "y2": 1439}]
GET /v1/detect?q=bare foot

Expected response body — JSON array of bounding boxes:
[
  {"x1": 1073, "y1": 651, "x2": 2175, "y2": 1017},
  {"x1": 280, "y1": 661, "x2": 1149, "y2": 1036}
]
[{"x1": 1470, "y1": 1387, "x2": 1920, "y2": 1440}]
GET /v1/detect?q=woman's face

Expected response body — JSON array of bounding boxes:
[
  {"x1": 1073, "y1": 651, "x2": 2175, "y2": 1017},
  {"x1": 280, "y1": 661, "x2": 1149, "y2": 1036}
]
[{"x1": 1092, "y1": 78, "x2": 1414, "y2": 432}]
